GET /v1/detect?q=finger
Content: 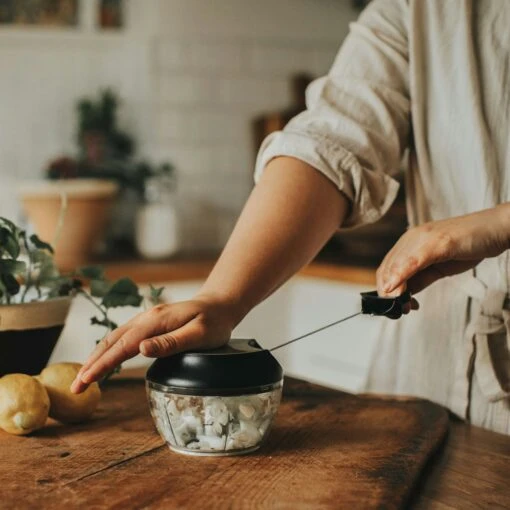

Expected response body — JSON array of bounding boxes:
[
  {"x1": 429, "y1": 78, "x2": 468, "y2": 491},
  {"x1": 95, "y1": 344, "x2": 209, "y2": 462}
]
[
  {"x1": 383, "y1": 254, "x2": 425, "y2": 294},
  {"x1": 381, "y1": 232, "x2": 456, "y2": 294},
  {"x1": 77, "y1": 324, "x2": 130, "y2": 378},
  {"x1": 376, "y1": 230, "x2": 417, "y2": 289},
  {"x1": 140, "y1": 319, "x2": 209, "y2": 358},
  {"x1": 71, "y1": 326, "x2": 131, "y2": 394},
  {"x1": 377, "y1": 253, "x2": 393, "y2": 296},
  {"x1": 376, "y1": 243, "x2": 409, "y2": 295},
  {"x1": 378, "y1": 230, "x2": 439, "y2": 294},
  {"x1": 387, "y1": 282, "x2": 407, "y2": 297},
  {"x1": 70, "y1": 379, "x2": 88, "y2": 394},
  {"x1": 78, "y1": 326, "x2": 152, "y2": 388},
  {"x1": 72, "y1": 305, "x2": 198, "y2": 393},
  {"x1": 378, "y1": 280, "x2": 407, "y2": 298}
]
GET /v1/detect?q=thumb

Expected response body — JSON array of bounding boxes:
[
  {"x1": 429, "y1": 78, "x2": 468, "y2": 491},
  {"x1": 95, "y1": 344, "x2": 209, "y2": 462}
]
[
  {"x1": 140, "y1": 320, "x2": 206, "y2": 358},
  {"x1": 378, "y1": 281, "x2": 407, "y2": 298}
]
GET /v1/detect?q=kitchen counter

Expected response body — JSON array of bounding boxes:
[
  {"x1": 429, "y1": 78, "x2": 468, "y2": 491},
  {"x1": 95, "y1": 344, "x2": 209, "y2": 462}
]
[
  {"x1": 2, "y1": 371, "x2": 509, "y2": 509},
  {"x1": 40, "y1": 260, "x2": 510, "y2": 508},
  {"x1": 410, "y1": 419, "x2": 510, "y2": 509}
]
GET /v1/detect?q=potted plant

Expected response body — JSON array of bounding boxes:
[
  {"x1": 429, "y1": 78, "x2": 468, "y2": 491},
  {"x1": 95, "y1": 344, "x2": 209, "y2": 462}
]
[
  {"x1": 19, "y1": 177, "x2": 119, "y2": 271},
  {"x1": 20, "y1": 91, "x2": 131, "y2": 270},
  {"x1": 75, "y1": 88, "x2": 135, "y2": 166},
  {"x1": 0, "y1": 216, "x2": 162, "y2": 379},
  {"x1": 20, "y1": 88, "x2": 175, "y2": 265}
]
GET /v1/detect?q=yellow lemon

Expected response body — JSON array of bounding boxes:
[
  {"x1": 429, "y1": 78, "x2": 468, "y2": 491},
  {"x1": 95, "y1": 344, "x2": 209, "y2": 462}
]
[
  {"x1": 39, "y1": 362, "x2": 101, "y2": 423},
  {"x1": 0, "y1": 374, "x2": 50, "y2": 435}
]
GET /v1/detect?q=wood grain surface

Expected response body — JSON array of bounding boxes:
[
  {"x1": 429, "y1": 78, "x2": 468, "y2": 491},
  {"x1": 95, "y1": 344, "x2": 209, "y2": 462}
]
[{"x1": 0, "y1": 376, "x2": 451, "y2": 510}]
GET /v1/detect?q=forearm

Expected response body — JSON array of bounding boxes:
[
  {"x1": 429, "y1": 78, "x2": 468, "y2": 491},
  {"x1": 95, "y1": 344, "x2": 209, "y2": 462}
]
[
  {"x1": 197, "y1": 157, "x2": 349, "y2": 322},
  {"x1": 495, "y1": 202, "x2": 510, "y2": 249},
  {"x1": 74, "y1": 158, "x2": 348, "y2": 389}
]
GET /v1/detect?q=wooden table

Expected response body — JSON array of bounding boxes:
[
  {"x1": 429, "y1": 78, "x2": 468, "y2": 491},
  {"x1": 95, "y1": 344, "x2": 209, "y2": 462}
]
[
  {"x1": 2, "y1": 372, "x2": 509, "y2": 509},
  {"x1": 410, "y1": 420, "x2": 510, "y2": 509}
]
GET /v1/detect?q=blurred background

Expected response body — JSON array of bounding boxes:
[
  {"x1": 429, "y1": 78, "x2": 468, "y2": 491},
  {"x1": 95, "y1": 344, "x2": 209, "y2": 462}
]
[
  {"x1": 1, "y1": 0, "x2": 393, "y2": 264},
  {"x1": 0, "y1": 0, "x2": 408, "y2": 392}
]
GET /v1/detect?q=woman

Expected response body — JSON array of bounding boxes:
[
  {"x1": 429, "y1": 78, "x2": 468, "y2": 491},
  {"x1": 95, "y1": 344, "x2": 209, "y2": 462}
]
[{"x1": 72, "y1": 0, "x2": 510, "y2": 433}]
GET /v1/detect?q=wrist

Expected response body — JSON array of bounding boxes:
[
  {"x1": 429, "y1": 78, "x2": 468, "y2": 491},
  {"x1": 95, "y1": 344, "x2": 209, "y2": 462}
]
[
  {"x1": 193, "y1": 288, "x2": 250, "y2": 326},
  {"x1": 495, "y1": 203, "x2": 510, "y2": 250}
]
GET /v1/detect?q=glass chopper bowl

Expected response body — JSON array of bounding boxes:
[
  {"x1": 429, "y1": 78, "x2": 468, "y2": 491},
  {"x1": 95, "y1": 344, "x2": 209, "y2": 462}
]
[{"x1": 146, "y1": 339, "x2": 283, "y2": 456}]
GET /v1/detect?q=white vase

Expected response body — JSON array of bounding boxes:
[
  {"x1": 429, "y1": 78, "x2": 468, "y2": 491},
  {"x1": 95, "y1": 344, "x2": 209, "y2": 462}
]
[
  {"x1": 135, "y1": 176, "x2": 179, "y2": 260},
  {"x1": 135, "y1": 203, "x2": 179, "y2": 260}
]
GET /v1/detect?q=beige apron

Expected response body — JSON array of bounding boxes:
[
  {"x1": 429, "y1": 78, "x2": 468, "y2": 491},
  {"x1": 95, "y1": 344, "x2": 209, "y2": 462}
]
[{"x1": 255, "y1": 0, "x2": 510, "y2": 433}]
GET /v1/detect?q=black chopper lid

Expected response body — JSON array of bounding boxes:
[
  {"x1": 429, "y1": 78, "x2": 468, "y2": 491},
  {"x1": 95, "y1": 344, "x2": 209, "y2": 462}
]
[{"x1": 146, "y1": 339, "x2": 283, "y2": 396}]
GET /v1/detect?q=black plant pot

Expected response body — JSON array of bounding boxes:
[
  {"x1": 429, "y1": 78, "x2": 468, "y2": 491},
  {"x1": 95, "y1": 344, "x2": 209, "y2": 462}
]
[{"x1": 0, "y1": 297, "x2": 72, "y2": 376}]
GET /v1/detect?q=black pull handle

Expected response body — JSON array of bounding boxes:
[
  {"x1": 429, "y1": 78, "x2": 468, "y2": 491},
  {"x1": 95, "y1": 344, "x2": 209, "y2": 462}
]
[{"x1": 360, "y1": 290, "x2": 411, "y2": 320}]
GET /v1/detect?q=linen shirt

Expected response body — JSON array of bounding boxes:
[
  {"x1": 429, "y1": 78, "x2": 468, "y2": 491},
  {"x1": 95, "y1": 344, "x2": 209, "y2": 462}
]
[{"x1": 255, "y1": 0, "x2": 510, "y2": 433}]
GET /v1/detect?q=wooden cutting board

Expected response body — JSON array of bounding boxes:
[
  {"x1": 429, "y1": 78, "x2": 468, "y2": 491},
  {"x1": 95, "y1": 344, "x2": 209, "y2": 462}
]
[{"x1": 0, "y1": 376, "x2": 448, "y2": 510}]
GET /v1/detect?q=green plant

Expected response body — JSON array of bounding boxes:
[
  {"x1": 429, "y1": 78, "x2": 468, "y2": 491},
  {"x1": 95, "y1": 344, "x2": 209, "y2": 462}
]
[
  {"x1": 76, "y1": 88, "x2": 135, "y2": 161},
  {"x1": 0, "y1": 216, "x2": 163, "y2": 380},
  {"x1": 46, "y1": 88, "x2": 176, "y2": 199},
  {"x1": 132, "y1": 160, "x2": 176, "y2": 198}
]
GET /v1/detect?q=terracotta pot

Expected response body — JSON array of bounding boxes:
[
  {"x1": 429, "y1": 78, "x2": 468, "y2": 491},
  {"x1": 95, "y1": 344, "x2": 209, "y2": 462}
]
[
  {"x1": 0, "y1": 297, "x2": 72, "y2": 376},
  {"x1": 19, "y1": 179, "x2": 118, "y2": 271}
]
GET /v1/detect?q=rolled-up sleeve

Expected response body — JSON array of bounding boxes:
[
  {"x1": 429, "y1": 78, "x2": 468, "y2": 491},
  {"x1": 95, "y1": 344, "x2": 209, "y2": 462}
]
[{"x1": 254, "y1": 0, "x2": 410, "y2": 228}]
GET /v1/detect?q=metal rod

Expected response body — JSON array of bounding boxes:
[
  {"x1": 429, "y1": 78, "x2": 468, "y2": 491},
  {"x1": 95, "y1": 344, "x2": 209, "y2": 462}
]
[{"x1": 269, "y1": 312, "x2": 362, "y2": 352}]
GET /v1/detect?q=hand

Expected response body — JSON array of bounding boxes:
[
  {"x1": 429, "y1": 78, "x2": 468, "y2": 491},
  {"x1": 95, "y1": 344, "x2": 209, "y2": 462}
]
[
  {"x1": 71, "y1": 295, "x2": 241, "y2": 394},
  {"x1": 377, "y1": 204, "x2": 510, "y2": 298}
]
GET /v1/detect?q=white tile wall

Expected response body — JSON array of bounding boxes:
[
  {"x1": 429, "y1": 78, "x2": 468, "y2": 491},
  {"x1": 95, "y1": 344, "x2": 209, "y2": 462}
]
[
  {"x1": 247, "y1": 44, "x2": 313, "y2": 75},
  {"x1": 0, "y1": 0, "x2": 358, "y2": 251}
]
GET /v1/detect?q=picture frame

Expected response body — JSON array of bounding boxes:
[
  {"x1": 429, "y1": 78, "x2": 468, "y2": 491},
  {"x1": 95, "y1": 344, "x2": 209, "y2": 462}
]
[{"x1": 0, "y1": 0, "x2": 78, "y2": 27}]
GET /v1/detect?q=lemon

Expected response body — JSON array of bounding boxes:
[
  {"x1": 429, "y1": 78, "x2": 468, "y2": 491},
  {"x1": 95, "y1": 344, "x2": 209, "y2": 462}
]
[
  {"x1": 0, "y1": 374, "x2": 50, "y2": 435},
  {"x1": 39, "y1": 362, "x2": 101, "y2": 424}
]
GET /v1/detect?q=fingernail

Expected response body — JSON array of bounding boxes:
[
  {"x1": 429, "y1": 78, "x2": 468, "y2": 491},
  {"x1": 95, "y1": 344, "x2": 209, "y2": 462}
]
[
  {"x1": 141, "y1": 341, "x2": 157, "y2": 357},
  {"x1": 70, "y1": 379, "x2": 81, "y2": 394}
]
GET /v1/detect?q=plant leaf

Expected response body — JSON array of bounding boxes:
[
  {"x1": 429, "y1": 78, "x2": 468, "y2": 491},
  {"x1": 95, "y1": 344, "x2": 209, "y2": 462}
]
[
  {"x1": 0, "y1": 217, "x2": 17, "y2": 233},
  {"x1": 45, "y1": 276, "x2": 82, "y2": 297},
  {"x1": 101, "y1": 277, "x2": 143, "y2": 308},
  {"x1": 91, "y1": 316, "x2": 118, "y2": 330},
  {"x1": 33, "y1": 249, "x2": 60, "y2": 283},
  {"x1": 0, "y1": 259, "x2": 27, "y2": 275},
  {"x1": 0, "y1": 227, "x2": 20, "y2": 259},
  {"x1": 78, "y1": 265, "x2": 105, "y2": 280},
  {"x1": 29, "y1": 234, "x2": 54, "y2": 254},
  {"x1": 31, "y1": 249, "x2": 51, "y2": 264},
  {"x1": 46, "y1": 287, "x2": 61, "y2": 299},
  {"x1": 90, "y1": 279, "x2": 111, "y2": 298},
  {"x1": 149, "y1": 284, "x2": 164, "y2": 304},
  {"x1": 1, "y1": 273, "x2": 20, "y2": 296}
]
